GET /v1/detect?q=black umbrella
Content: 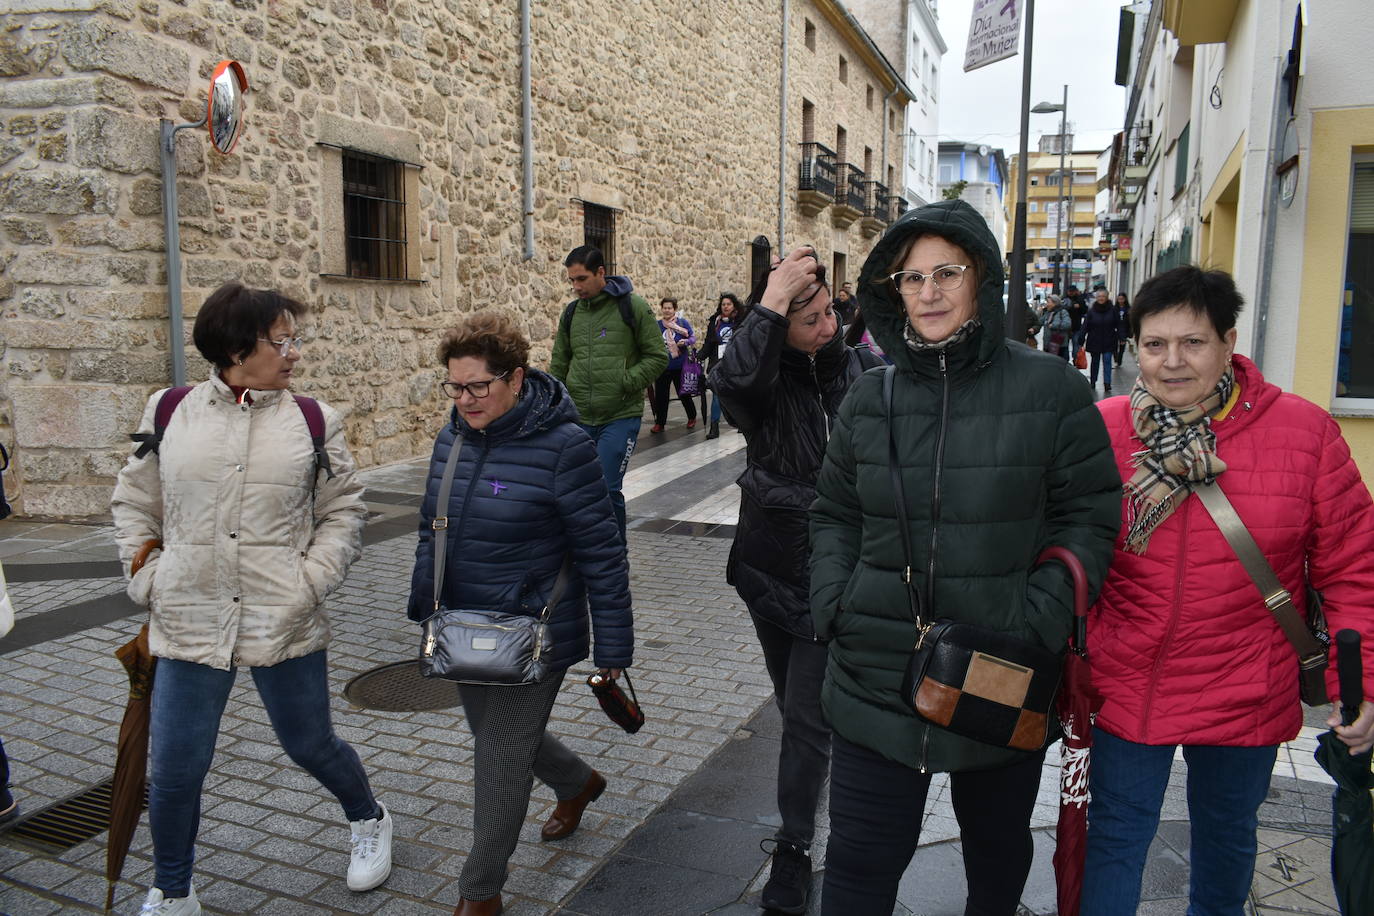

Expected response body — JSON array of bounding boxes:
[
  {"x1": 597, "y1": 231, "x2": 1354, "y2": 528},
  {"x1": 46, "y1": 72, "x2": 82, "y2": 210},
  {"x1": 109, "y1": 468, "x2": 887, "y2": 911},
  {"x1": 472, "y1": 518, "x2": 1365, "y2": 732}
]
[{"x1": 1314, "y1": 629, "x2": 1374, "y2": 916}]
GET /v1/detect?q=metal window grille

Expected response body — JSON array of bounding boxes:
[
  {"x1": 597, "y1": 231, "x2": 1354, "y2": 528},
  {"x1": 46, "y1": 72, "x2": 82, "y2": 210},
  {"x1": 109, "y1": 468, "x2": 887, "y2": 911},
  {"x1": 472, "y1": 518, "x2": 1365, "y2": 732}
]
[
  {"x1": 583, "y1": 203, "x2": 616, "y2": 276},
  {"x1": 343, "y1": 150, "x2": 407, "y2": 280}
]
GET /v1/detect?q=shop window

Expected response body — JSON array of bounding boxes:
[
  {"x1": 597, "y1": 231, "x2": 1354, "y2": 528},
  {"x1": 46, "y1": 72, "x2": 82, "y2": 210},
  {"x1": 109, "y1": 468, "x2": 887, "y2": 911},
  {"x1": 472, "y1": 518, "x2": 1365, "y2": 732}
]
[{"x1": 1336, "y1": 160, "x2": 1374, "y2": 403}]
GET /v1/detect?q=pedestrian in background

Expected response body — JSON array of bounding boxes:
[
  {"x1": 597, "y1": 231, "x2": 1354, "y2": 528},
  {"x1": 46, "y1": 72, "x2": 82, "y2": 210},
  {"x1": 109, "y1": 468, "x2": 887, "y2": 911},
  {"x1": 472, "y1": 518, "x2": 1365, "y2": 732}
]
[
  {"x1": 701, "y1": 292, "x2": 744, "y2": 439},
  {"x1": 1078, "y1": 287, "x2": 1125, "y2": 392},
  {"x1": 1114, "y1": 292, "x2": 1132, "y2": 364},
  {"x1": 810, "y1": 199, "x2": 1121, "y2": 915},
  {"x1": 650, "y1": 297, "x2": 698, "y2": 433},
  {"x1": 1065, "y1": 283, "x2": 1088, "y2": 360},
  {"x1": 111, "y1": 283, "x2": 390, "y2": 916},
  {"x1": 710, "y1": 249, "x2": 882, "y2": 914},
  {"x1": 1042, "y1": 294, "x2": 1073, "y2": 360},
  {"x1": 550, "y1": 246, "x2": 667, "y2": 547},
  {"x1": 410, "y1": 312, "x2": 633, "y2": 916},
  {"x1": 1082, "y1": 266, "x2": 1374, "y2": 915}
]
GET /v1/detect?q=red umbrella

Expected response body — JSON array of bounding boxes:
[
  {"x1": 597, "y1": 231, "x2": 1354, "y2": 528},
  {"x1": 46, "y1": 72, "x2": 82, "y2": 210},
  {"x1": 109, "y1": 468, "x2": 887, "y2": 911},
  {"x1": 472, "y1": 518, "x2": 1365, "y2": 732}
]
[
  {"x1": 1035, "y1": 546, "x2": 1096, "y2": 916},
  {"x1": 106, "y1": 539, "x2": 160, "y2": 912}
]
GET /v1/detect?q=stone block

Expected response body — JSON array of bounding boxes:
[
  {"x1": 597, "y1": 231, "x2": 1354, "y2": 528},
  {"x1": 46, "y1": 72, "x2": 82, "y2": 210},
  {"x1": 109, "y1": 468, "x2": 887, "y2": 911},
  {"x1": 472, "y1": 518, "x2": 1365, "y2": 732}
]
[
  {"x1": 2, "y1": 217, "x2": 53, "y2": 245},
  {"x1": 37, "y1": 134, "x2": 67, "y2": 160},
  {"x1": 0, "y1": 75, "x2": 135, "y2": 109},
  {"x1": 11, "y1": 384, "x2": 126, "y2": 448},
  {"x1": 161, "y1": 12, "x2": 214, "y2": 48},
  {"x1": 183, "y1": 257, "x2": 244, "y2": 288},
  {"x1": 59, "y1": 18, "x2": 189, "y2": 94},
  {"x1": 17, "y1": 288, "x2": 66, "y2": 319},
  {"x1": 9, "y1": 251, "x2": 112, "y2": 286},
  {"x1": 0, "y1": 169, "x2": 115, "y2": 215},
  {"x1": 57, "y1": 217, "x2": 165, "y2": 252},
  {"x1": 68, "y1": 288, "x2": 167, "y2": 319},
  {"x1": 127, "y1": 177, "x2": 211, "y2": 217},
  {"x1": 67, "y1": 350, "x2": 171, "y2": 384},
  {"x1": 73, "y1": 106, "x2": 158, "y2": 174},
  {"x1": 17, "y1": 483, "x2": 113, "y2": 520},
  {"x1": 4, "y1": 318, "x2": 127, "y2": 349}
]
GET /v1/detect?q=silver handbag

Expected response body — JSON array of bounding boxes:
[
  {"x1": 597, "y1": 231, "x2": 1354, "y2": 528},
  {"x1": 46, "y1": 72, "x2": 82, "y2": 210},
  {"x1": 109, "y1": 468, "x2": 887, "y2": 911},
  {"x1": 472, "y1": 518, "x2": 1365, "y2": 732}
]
[{"x1": 417, "y1": 431, "x2": 572, "y2": 685}]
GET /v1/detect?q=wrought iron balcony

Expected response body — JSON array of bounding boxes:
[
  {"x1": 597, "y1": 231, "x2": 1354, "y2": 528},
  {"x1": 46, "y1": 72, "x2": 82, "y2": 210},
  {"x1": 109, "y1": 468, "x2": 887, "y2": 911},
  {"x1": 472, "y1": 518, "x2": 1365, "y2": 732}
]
[
  {"x1": 798, "y1": 142, "x2": 837, "y2": 217},
  {"x1": 836, "y1": 163, "x2": 867, "y2": 213}
]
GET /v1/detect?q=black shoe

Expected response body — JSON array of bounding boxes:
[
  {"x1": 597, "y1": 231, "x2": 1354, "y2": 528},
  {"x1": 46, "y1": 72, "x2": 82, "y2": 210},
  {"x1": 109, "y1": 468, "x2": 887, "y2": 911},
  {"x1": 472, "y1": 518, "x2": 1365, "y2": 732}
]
[
  {"x1": 706, "y1": 421, "x2": 719, "y2": 440},
  {"x1": 760, "y1": 838, "x2": 810, "y2": 914}
]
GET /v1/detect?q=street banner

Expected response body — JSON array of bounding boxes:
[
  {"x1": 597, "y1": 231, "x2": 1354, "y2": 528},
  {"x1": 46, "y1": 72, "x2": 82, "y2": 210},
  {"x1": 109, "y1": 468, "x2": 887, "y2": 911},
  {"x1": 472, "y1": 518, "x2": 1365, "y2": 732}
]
[{"x1": 964, "y1": 0, "x2": 1021, "y2": 72}]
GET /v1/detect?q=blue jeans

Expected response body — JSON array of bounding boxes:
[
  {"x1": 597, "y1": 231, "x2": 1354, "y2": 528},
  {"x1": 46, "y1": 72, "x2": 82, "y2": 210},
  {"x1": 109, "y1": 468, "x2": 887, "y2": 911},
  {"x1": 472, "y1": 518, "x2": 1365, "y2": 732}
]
[
  {"x1": 1081, "y1": 728, "x2": 1277, "y2": 916},
  {"x1": 710, "y1": 392, "x2": 723, "y2": 424},
  {"x1": 578, "y1": 416, "x2": 640, "y2": 545},
  {"x1": 148, "y1": 651, "x2": 377, "y2": 897},
  {"x1": 1089, "y1": 351, "x2": 1115, "y2": 388}
]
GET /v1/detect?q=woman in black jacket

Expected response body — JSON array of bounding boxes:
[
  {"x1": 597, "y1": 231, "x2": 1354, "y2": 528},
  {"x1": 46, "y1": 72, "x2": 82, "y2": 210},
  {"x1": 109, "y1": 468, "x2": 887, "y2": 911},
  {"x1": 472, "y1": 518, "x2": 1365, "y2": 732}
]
[
  {"x1": 810, "y1": 200, "x2": 1121, "y2": 914},
  {"x1": 1078, "y1": 287, "x2": 1125, "y2": 392},
  {"x1": 708, "y1": 251, "x2": 881, "y2": 915},
  {"x1": 408, "y1": 312, "x2": 633, "y2": 916},
  {"x1": 700, "y1": 292, "x2": 744, "y2": 439}
]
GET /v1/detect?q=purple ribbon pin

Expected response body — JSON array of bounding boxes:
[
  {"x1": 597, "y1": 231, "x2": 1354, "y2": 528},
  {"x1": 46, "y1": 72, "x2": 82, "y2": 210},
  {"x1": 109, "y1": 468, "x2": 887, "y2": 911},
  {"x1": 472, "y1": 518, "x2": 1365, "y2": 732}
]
[{"x1": 488, "y1": 479, "x2": 507, "y2": 496}]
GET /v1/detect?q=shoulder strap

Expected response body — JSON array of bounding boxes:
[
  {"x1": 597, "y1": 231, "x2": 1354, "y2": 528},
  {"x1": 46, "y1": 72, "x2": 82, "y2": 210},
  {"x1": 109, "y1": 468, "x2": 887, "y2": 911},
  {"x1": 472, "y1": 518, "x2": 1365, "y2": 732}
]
[
  {"x1": 130, "y1": 386, "x2": 194, "y2": 458},
  {"x1": 882, "y1": 365, "x2": 923, "y2": 627},
  {"x1": 617, "y1": 292, "x2": 637, "y2": 329},
  {"x1": 1194, "y1": 481, "x2": 1325, "y2": 662},
  {"x1": 560, "y1": 300, "x2": 578, "y2": 338},
  {"x1": 291, "y1": 395, "x2": 335, "y2": 481}
]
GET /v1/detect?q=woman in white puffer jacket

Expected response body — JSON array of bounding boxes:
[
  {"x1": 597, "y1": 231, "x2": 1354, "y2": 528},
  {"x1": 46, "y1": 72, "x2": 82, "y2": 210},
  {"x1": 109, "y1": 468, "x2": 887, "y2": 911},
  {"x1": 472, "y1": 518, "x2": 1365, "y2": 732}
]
[{"x1": 111, "y1": 282, "x2": 391, "y2": 916}]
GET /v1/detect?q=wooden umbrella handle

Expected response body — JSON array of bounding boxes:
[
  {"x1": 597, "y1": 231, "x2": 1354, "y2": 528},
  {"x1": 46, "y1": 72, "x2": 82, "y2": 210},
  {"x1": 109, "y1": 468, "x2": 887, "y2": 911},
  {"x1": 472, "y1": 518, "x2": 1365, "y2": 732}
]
[{"x1": 130, "y1": 539, "x2": 163, "y2": 576}]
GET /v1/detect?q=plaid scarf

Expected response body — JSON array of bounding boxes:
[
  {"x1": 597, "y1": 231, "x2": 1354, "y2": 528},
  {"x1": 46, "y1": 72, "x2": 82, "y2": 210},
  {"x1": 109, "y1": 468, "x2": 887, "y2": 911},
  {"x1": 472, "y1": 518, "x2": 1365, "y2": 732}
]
[
  {"x1": 903, "y1": 317, "x2": 981, "y2": 351},
  {"x1": 1122, "y1": 365, "x2": 1235, "y2": 554}
]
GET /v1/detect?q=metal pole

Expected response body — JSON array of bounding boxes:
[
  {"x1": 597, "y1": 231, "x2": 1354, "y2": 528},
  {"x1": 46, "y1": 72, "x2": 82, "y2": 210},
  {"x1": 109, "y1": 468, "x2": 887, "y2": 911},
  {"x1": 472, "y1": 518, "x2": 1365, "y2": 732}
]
[
  {"x1": 520, "y1": 0, "x2": 535, "y2": 261},
  {"x1": 160, "y1": 117, "x2": 204, "y2": 387},
  {"x1": 1055, "y1": 84, "x2": 1067, "y2": 296},
  {"x1": 778, "y1": 0, "x2": 789, "y2": 252},
  {"x1": 1006, "y1": 0, "x2": 1035, "y2": 342}
]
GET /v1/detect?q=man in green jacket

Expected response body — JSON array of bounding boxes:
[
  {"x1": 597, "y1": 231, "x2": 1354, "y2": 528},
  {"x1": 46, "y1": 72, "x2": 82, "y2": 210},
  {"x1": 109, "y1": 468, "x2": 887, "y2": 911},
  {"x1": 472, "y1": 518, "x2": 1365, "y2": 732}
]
[{"x1": 550, "y1": 245, "x2": 667, "y2": 545}]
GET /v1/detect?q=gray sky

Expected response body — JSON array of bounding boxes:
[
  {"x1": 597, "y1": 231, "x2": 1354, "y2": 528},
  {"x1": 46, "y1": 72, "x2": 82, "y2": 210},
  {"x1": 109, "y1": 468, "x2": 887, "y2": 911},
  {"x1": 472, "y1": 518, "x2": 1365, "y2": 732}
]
[{"x1": 932, "y1": 0, "x2": 1129, "y2": 153}]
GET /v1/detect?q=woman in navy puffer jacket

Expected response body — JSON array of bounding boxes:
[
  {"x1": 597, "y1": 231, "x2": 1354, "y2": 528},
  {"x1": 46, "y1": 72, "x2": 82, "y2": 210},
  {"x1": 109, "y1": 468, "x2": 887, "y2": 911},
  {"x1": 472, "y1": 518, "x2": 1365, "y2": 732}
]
[{"x1": 407, "y1": 312, "x2": 632, "y2": 916}]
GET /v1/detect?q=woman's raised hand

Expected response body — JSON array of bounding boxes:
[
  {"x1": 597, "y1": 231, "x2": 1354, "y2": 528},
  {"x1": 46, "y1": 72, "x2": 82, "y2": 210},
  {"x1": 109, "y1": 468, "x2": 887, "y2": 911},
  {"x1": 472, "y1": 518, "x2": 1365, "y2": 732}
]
[{"x1": 761, "y1": 247, "x2": 820, "y2": 316}]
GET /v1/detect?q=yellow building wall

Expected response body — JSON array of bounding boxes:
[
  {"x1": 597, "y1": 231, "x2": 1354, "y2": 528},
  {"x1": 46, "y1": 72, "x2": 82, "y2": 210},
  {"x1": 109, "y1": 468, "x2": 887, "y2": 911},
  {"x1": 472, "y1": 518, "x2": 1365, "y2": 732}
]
[{"x1": 1295, "y1": 107, "x2": 1374, "y2": 481}]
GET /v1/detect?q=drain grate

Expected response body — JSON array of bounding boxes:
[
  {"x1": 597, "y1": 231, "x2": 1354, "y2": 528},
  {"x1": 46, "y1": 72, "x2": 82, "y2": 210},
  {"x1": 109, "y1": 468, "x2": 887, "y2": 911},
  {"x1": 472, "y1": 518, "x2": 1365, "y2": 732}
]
[
  {"x1": 1, "y1": 778, "x2": 145, "y2": 853},
  {"x1": 344, "y1": 660, "x2": 461, "y2": 712}
]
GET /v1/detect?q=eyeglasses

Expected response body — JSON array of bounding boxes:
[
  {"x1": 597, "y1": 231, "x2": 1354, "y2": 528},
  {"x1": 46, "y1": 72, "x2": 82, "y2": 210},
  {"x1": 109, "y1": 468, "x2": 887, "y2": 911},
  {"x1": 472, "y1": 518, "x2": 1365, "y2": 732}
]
[
  {"x1": 258, "y1": 336, "x2": 305, "y2": 357},
  {"x1": 888, "y1": 265, "x2": 970, "y2": 296},
  {"x1": 440, "y1": 370, "x2": 510, "y2": 400}
]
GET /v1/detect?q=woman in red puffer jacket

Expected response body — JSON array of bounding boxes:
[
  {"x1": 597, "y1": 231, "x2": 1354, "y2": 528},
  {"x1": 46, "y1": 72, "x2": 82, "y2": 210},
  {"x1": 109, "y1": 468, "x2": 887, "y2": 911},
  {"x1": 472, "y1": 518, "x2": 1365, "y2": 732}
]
[{"x1": 1082, "y1": 266, "x2": 1374, "y2": 916}]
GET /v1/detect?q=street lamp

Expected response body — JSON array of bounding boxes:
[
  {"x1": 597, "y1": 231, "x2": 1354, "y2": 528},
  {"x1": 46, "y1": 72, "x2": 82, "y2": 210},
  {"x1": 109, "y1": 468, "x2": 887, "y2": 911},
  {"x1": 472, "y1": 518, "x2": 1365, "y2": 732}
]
[{"x1": 1031, "y1": 86, "x2": 1068, "y2": 296}]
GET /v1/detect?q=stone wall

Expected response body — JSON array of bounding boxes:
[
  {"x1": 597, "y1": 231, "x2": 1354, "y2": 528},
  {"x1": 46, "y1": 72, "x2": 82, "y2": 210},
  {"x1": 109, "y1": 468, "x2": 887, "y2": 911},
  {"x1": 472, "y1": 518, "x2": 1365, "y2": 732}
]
[{"x1": 0, "y1": 0, "x2": 905, "y2": 519}]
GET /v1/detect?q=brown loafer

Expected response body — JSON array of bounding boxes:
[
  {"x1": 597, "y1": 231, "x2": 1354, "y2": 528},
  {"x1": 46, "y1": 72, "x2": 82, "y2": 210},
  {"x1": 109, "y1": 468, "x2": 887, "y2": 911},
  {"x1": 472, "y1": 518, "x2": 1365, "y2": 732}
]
[
  {"x1": 452, "y1": 895, "x2": 502, "y2": 915},
  {"x1": 540, "y1": 770, "x2": 607, "y2": 841}
]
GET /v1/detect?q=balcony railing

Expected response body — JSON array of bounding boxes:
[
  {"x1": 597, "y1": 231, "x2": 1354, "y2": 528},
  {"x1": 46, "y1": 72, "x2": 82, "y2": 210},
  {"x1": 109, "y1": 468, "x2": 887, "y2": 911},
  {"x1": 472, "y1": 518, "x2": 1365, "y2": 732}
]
[
  {"x1": 862, "y1": 180, "x2": 888, "y2": 220},
  {"x1": 798, "y1": 142, "x2": 837, "y2": 199},
  {"x1": 835, "y1": 163, "x2": 866, "y2": 212},
  {"x1": 878, "y1": 191, "x2": 902, "y2": 223}
]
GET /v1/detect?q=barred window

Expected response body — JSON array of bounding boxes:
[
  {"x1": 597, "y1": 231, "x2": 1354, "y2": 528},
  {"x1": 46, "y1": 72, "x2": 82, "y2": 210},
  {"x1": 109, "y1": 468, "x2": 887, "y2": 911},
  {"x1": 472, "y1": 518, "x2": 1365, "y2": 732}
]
[
  {"x1": 583, "y1": 203, "x2": 616, "y2": 276},
  {"x1": 343, "y1": 150, "x2": 407, "y2": 280}
]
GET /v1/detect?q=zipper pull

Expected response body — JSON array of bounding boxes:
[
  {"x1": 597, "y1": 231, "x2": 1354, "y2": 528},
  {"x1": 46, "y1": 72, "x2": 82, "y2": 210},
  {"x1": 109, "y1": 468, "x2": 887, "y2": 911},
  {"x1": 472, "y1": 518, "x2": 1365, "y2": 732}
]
[
  {"x1": 422, "y1": 623, "x2": 436, "y2": 657},
  {"x1": 938, "y1": 351, "x2": 947, "y2": 374}
]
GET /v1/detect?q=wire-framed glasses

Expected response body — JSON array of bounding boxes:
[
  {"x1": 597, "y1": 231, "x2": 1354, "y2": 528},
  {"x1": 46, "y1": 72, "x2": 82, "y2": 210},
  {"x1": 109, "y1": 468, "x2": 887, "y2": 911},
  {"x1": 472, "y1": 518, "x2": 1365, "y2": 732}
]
[
  {"x1": 258, "y1": 336, "x2": 305, "y2": 357},
  {"x1": 441, "y1": 370, "x2": 510, "y2": 399},
  {"x1": 888, "y1": 265, "x2": 970, "y2": 297}
]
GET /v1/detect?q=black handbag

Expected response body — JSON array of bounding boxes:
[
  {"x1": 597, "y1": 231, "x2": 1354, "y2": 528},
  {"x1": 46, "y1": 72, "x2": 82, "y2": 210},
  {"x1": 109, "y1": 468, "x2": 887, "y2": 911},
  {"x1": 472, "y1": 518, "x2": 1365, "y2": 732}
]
[
  {"x1": 418, "y1": 431, "x2": 570, "y2": 685},
  {"x1": 882, "y1": 366, "x2": 1064, "y2": 751}
]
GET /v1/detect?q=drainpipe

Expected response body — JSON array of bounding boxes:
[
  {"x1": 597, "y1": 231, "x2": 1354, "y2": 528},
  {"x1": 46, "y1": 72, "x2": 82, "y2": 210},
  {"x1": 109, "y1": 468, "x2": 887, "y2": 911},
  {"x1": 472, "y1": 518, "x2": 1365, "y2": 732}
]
[
  {"x1": 777, "y1": 0, "x2": 789, "y2": 251},
  {"x1": 1250, "y1": 57, "x2": 1288, "y2": 370},
  {"x1": 520, "y1": 0, "x2": 535, "y2": 261},
  {"x1": 881, "y1": 85, "x2": 899, "y2": 196}
]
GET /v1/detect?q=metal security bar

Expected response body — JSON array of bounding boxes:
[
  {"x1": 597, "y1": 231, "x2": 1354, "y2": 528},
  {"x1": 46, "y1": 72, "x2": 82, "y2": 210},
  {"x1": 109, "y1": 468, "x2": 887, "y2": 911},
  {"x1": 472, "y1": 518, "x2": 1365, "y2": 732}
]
[{"x1": 343, "y1": 150, "x2": 407, "y2": 280}]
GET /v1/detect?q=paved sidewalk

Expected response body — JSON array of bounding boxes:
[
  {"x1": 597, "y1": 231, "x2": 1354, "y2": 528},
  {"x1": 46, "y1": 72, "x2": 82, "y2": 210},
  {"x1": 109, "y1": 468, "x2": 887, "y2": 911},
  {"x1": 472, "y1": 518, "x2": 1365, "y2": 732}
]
[{"x1": 0, "y1": 385, "x2": 1349, "y2": 915}]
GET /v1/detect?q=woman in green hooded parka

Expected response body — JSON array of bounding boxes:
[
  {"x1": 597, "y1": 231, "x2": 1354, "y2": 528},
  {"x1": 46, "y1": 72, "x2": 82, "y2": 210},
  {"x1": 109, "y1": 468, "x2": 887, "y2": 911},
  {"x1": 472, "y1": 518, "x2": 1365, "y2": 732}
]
[{"x1": 810, "y1": 199, "x2": 1122, "y2": 914}]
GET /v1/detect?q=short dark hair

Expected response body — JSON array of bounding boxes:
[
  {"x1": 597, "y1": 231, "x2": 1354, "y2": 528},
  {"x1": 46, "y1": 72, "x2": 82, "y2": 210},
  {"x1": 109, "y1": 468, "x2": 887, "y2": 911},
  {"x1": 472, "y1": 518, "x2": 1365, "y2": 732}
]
[
  {"x1": 437, "y1": 311, "x2": 530, "y2": 375},
  {"x1": 193, "y1": 282, "x2": 305, "y2": 368},
  {"x1": 564, "y1": 245, "x2": 605, "y2": 273},
  {"x1": 718, "y1": 292, "x2": 742, "y2": 310},
  {"x1": 1067, "y1": 284, "x2": 1079, "y2": 292},
  {"x1": 1130, "y1": 265, "x2": 1244, "y2": 339},
  {"x1": 659, "y1": 297, "x2": 678, "y2": 310}
]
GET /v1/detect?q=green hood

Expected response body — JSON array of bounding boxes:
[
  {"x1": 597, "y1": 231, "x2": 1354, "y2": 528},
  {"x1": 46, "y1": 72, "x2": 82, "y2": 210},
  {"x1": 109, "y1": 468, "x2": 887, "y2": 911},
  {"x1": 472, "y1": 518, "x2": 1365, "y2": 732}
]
[{"x1": 856, "y1": 198, "x2": 1006, "y2": 372}]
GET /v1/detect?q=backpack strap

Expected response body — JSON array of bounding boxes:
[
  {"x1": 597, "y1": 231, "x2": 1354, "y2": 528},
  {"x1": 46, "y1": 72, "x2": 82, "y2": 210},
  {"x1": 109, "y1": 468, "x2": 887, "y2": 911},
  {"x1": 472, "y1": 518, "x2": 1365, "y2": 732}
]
[
  {"x1": 130, "y1": 386, "x2": 194, "y2": 458},
  {"x1": 291, "y1": 395, "x2": 335, "y2": 481},
  {"x1": 616, "y1": 292, "x2": 637, "y2": 329},
  {"x1": 559, "y1": 300, "x2": 578, "y2": 339}
]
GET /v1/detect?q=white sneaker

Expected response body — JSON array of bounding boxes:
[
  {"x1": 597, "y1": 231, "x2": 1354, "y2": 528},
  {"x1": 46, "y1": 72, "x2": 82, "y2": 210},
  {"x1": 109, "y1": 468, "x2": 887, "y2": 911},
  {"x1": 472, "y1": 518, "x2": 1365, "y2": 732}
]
[
  {"x1": 138, "y1": 884, "x2": 201, "y2": 915},
  {"x1": 347, "y1": 802, "x2": 393, "y2": 892}
]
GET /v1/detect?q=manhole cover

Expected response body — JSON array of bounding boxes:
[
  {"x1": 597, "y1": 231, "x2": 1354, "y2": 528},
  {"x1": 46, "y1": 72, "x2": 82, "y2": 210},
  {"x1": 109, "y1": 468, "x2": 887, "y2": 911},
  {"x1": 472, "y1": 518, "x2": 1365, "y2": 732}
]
[{"x1": 343, "y1": 660, "x2": 460, "y2": 712}]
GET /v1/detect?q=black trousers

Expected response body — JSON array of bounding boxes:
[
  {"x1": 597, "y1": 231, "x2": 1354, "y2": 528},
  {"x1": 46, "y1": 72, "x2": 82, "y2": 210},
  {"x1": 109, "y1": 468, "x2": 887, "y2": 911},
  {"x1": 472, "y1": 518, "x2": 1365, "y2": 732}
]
[
  {"x1": 751, "y1": 613, "x2": 831, "y2": 847},
  {"x1": 652, "y1": 367, "x2": 697, "y2": 426},
  {"x1": 822, "y1": 733, "x2": 1045, "y2": 916}
]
